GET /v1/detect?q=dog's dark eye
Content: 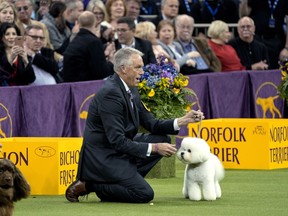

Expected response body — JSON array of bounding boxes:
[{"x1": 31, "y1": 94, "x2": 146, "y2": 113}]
[{"x1": 188, "y1": 149, "x2": 191, "y2": 153}]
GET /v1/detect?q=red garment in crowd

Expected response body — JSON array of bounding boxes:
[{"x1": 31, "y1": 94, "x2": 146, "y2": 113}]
[{"x1": 208, "y1": 40, "x2": 246, "y2": 72}]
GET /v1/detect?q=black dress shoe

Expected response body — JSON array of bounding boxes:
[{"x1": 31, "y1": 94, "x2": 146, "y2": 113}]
[{"x1": 65, "y1": 180, "x2": 89, "y2": 202}]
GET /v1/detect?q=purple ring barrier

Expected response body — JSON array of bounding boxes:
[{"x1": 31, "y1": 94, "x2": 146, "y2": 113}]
[{"x1": 0, "y1": 70, "x2": 286, "y2": 138}]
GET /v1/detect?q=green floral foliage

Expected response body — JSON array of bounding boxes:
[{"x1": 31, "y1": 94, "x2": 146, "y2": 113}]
[
  {"x1": 278, "y1": 60, "x2": 288, "y2": 105},
  {"x1": 138, "y1": 56, "x2": 193, "y2": 119}
]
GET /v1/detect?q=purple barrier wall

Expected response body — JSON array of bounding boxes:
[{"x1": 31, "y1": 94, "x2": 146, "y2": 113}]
[{"x1": 0, "y1": 70, "x2": 286, "y2": 138}]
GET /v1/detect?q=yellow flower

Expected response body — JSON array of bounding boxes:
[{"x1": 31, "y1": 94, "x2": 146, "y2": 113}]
[
  {"x1": 182, "y1": 79, "x2": 189, "y2": 87},
  {"x1": 138, "y1": 82, "x2": 144, "y2": 89},
  {"x1": 281, "y1": 70, "x2": 287, "y2": 80},
  {"x1": 148, "y1": 89, "x2": 155, "y2": 97},
  {"x1": 173, "y1": 88, "x2": 180, "y2": 94}
]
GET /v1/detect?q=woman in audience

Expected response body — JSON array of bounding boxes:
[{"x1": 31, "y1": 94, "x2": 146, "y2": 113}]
[
  {"x1": 135, "y1": 21, "x2": 179, "y2": 70},
  {"x1": 207, "y1": 20, "x2": 245, "y2": 72},
  {"x1": 86, "y1": 0, "x2": 114, "y2": 43},
  {"x1": 157, "y1": 20, "x2": 200, "y2": 73},
  {"x1": 0, "y1": 1, "x2": 24, "y2": 35},
  {"x1": 105, "y1": 0, "x2": 126, "y2": 29},
  {"x1": 40, "y1": 1, "x2": 70, "y2": 53},
  {"x1": 135, "y1": 21, "x2": 169, "y2": 58},
  {"x1": 0, "y1": 22, "x2": 35, "y2": 86}
]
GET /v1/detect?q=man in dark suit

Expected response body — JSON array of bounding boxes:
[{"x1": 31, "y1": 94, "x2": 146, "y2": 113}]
[
  {"x1": 151, "y1": 0, "x2": 179, "y2": 27},
  {"x1": 25, "y1": 24, "x2": 59, "y2": 85},
  {"x1": 65, "y1": 47, "x2": 204, "y2": 203},
  {"x1": 114, "y1": 16, "x2": 156, "y2": 65},
  {"x1": 125, "y1": 0, "x2": 147, "y2": 24},
  {"x1": 63, "y1": 11, "x2": 115, "y2": 82}
]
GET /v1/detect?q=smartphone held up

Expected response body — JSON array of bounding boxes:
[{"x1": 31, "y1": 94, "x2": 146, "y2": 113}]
[{"x1": 14, "y1": 36, "x2": 25, "y2": 48}]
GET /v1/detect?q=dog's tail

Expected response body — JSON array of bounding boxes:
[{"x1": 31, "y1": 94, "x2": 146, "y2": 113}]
[{"x1": 212, "y1": 155, "x2": 225, "y2": 181}]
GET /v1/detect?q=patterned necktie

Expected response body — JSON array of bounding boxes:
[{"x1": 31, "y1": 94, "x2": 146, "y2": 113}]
[{"x1": 127, "y1": 89, "x2": 134, "y2": 109}]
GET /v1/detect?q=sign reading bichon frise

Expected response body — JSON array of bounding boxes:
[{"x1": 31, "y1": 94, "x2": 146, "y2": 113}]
[{"x1": 177, "y1": 137, "x2": 224, "y2": 201}]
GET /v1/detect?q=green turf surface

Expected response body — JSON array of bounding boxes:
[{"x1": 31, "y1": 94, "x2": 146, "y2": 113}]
[{"x1": 14, "y1": 161, "x2": 288, "y2": 216}]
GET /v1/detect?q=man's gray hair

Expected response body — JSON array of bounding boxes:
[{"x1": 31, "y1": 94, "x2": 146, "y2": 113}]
[
  {"x1": 174, "y1": 14, "x2": 194, "y2": 27},
  {"x1": 161, "y1": 0, "x2": 168, "y2": 8},
  {"x1": 113, "y1": 47, "x2": 143, "y2": 73}
]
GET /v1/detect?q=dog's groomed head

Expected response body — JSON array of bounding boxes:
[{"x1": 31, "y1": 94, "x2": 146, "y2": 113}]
[
  {"x1": 0, "y1": 158, "x2": 30, "y2": 202},
  {"x1": 177, "y1": 137, "x2": 211, "y2": 164}
]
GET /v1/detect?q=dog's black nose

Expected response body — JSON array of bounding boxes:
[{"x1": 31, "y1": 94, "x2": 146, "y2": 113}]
[
  {"x1": 181, "y1": 152, "x2": 184, "y2": 156},
  {"x1": 5, "y1": 176, "x2": 12, "y2": 183}
]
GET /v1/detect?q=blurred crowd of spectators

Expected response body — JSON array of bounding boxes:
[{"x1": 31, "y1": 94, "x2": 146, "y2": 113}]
[{"x1": 0, "y1": 0, "x2": 287, "y2": 86}]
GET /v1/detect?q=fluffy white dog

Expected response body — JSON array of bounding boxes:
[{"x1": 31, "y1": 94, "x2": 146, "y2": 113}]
[{"x1": 177, "y1": 137, "x2": 225, "y2": 201}]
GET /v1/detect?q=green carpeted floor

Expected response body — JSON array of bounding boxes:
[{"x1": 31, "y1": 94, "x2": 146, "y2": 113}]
[{"x1": 14, "y1": 161, "x2": 288, "y2": 216}]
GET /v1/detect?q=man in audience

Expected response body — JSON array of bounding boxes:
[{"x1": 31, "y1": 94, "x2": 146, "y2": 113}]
[
  {"x1": 114, "y1": 16, "x2": 156, "y2": 65},
  {"x1": 125, "y1": 0, "x2": 146, "y2": 24},
  {"x1": 152, "y1": 0, "x2": 179, "y2": 27},
  {"x1": 174, "y1": 14, "x2": 221, "y2": 73},
  {"x1": 63, "y1": 11, "x2": 115, "y2": 82},
  {"x1": 15, "y1": 0, "x2": 35, "y2": 33},
  {"x1": 228, "y1": 16, "x2": 269, "y2": 70},
  {"x1": 239, "y1": 0, "x2": 288, "y2": 69},
  {"x1": 25, "y1": 24, "x2": 59, "y2": 85},
  {"x1": 64, "y1": 0, "x2": 84, "y2": 31}
]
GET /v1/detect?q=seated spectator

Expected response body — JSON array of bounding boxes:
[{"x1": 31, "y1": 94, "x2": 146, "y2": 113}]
[
  {"x1": 157, "y1": 19, "x2": 200, "y2": 74},
  {"x1": 63, "y1": 11, "x2": 115, "y2": 82},
  {"x1": 15, "y1": 0, "x2": 34, "y2": 28},
  {"x1": 125, "y1": 0, "x2": 146, "y2": 24},
  {"x1": 114, "y1": 16, "x2": 156, "y2": 65},
  {"x1": 32, "y1": 20, "x2": 64, "y2": 82},
  {"x1": 174, "y1": 14, "x2": 221, "y2": 73},
  {"x1": 0, "y1": 22, "x2": 35, "y2": 86},
  {"x1": 239, "y1": 0, "x2": 288, "y2": 69},
  {"x1": 152, "y1": 0, "x2": 179, "y2": 27},
  {"x1": 0, "y1": 1, "x2": 26, "y2": 35},
  {"x1": 228, "y1": 16, "x2": 269, "y2": 71},
  {"x1": 24, "y1": 24, "x2": 59, "y2": 85},
  {"x1": 207, "y1": 20, "x2": 245, "y2": 72},
  {"x1": 86, "y1": 0, "x2": 115, "y2": 44},
  {"x1": 135, "y1": 21, "x2": 180, "y2": 70},
  {"x1": 40, "y1": 1, "x2": 71, "y2": 54},
  {"x1": 105, "y1": 0, "x2": 126, "y2": 29}
]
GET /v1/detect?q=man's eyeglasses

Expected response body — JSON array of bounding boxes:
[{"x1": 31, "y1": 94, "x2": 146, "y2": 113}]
[
  {"x1": 17, "y1": 6, "x2": 29, "y2": 12},
  {"x1": 27, "y1": 35, "x2": 45, "y2": 41},
  {"x1": 116, "y1": 28, "x2": 130, "y2": 33},
  {"x1": 239, "y1": 25, "x2": 253, "y2": 30},
  {"x1": 177, "y1": 25, "x2": 192, "y2": 30}
]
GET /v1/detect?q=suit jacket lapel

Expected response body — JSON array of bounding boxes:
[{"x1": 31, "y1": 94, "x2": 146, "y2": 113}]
[{"x1": 115, "y1": 75, "x2": 138, "y2": 126}]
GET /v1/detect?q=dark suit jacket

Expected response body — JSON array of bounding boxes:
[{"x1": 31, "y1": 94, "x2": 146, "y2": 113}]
[
  {"x1": 228, "y1": 37, "x2": 270, "y2": 70},
  {"x1": 31, "y1": 47, "x2": 59, "y2": 77},
  {"x1": 63, "y1": 28, "x2": 114, "y2": 82},
  {"x1": 77, "y1": 73, "x2": 177, "y2": 182},
  {"x1": 114, "y1": 37, "x2": 157, "y2": 65}
]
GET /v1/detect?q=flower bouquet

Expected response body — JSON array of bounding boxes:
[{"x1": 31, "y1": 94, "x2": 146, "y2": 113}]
[
  {"x1": 278, "y1": 60, "x2": 288, "y2": 105},
  {"x1": 138, "y1": 55, "x2": 193, "y2": 119}
]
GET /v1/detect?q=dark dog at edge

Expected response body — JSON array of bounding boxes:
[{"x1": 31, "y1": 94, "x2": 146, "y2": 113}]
[{"x1": 0, "y1": 158, "x2": 30, "y2": 216}]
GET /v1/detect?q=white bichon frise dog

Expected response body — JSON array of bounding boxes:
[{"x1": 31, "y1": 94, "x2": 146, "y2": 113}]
[{"x1": 177, "y1": 137, "x2": 225, "y2": 201}]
